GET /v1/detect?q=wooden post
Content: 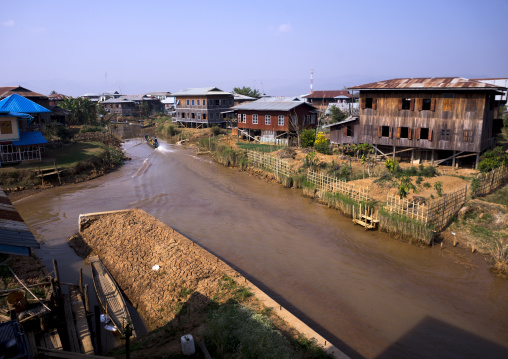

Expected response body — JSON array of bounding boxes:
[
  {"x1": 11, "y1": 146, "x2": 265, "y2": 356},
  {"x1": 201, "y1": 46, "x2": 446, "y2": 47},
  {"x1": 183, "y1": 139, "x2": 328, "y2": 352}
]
[
  {"x1": 84, "y1": 284, "x2": 90, "y2": 314},
  {"x1": 452, "y1": 151, "x2": 456, "y2": 167},
  {"x1": 94, "y1": 305, "x2": 102, "y2": 355},
  {"x1": 431, "y1": 149, "x2": 435, "y2": 165},
  {"x1": 392, "y1": 146, "x2": 395, "y2": 159},
  {"x1": 475, "y1": 153, "x2": 480, "y2": 170},
  {"x1": 79, "y1": 268, "x2": 83, "y2": 295},
  {"x1": 53, "y1": 259, "x2": 62, "y2": 300}
]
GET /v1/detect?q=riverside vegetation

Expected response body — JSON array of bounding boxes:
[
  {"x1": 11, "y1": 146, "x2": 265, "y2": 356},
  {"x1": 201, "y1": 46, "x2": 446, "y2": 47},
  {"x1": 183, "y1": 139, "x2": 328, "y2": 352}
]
[
  {"x1": 152, "y1": 116, "x2": 508, "y2": 277},
  {"x1": 0, "y1": 125, "x2": 125, "y2": 197}
]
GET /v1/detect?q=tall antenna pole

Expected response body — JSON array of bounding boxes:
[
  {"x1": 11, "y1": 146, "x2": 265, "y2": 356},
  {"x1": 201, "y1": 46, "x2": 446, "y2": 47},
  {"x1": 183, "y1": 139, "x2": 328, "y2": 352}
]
[{"x1": 310, "y1": 69, "x2": 314, "y2": 94}]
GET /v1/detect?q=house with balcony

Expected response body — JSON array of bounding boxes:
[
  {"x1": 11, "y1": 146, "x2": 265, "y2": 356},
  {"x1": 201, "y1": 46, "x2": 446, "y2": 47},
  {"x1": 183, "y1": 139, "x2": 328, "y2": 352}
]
[
  {"x1": 0, "y1": 94, "x2": 49, "y2": 165},
  {"x1": 233, "y1": 97, "x2": 318, "y2": 145},
  {"x1": 172, "y1": 87, "x2": 234, "y2": 127},
  {"x1": 326, "y1": 77, "x2": 506, "y2": 168}
]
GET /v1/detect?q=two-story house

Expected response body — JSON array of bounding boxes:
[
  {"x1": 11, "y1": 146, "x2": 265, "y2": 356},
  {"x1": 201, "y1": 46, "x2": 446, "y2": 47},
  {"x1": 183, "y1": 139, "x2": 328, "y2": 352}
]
[
  {"x1": 171, "y1": 87, "x2": 234, "y2": 126},
  {"x1": 233, "y1": 97, "x2": 318, "y2": 145},
  {"x1": 327, "y1": 77, "x2": 506, "y2": 168},
  {"x1": 0, "y1": 94, "x2": 49, "y2": 165}
]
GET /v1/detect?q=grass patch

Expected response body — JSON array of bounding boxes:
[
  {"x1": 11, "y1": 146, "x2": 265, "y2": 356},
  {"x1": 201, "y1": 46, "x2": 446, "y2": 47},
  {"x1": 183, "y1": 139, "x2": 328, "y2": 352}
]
[
  {"x1": 236, "y1": 142, "x2": 285, "y2": 153},
  {"x1": 378, "y1": 207, "x2": 435, "y2": 245},
  {"x1": 480, "y1": 183, "x2": 508, "y2": 206}
]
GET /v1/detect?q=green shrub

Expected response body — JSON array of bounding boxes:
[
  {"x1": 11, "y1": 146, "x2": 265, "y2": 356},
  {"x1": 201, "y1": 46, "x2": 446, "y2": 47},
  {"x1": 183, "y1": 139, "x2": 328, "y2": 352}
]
[
  {"x1": 80, "y1": 125, "x2": 105, "y2": 133},
  {"x1": 56, "y1": 126, "x2": 74, "y2": 141},
  {"x1": 206, "y1": 304, "x2": 294, "y2": 359},
  {"x1": 477, "y1": 146, "x2": 508, "y2": 173},
  {"x1": 423, "y1": 182, "x2": 431, "y2": 188},
  {"x1": 434, "y1": 181, "x2": 443, "y2": 196},
  {"x1": 210, "y1": 126, "x2": 223, "y2": 136},
  {"x1": 300, "y1": 129, "x2": 316, "y2": 148}
]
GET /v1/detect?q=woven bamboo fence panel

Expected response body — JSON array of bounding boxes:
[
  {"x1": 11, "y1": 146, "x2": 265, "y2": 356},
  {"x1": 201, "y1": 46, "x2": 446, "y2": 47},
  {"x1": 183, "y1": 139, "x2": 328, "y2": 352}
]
[
  {"x1": 306, "y1": 170, "x2": 369, "y2": 202},
  {"x1": 472, "y1": 165, "x2": 508, "y2": 197},
  {"x1": 426, "y1": 186, "x2": 468, "y2": 231},
  {"x1": 386, "y1": 194, "x2": 428, "y2": 223},
  {"x1": 246, "y1": 150, "x2": 292, "y2": 178}
]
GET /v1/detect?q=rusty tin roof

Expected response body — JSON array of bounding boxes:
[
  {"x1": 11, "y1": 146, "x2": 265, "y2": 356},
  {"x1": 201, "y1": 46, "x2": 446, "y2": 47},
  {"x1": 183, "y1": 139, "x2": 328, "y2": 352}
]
[
  {"x1": 348, "y1": 77, "x2": 507, "y2": 91},
  {"x1": 303, "y1": 90, "x2": 353, "y2": 99}
]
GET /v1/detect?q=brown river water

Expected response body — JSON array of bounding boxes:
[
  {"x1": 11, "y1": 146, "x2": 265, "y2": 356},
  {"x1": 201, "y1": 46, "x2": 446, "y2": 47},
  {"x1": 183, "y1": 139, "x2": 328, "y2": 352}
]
[{"x1": 13, "y1": 127, "x2": 508, "y2": 358}]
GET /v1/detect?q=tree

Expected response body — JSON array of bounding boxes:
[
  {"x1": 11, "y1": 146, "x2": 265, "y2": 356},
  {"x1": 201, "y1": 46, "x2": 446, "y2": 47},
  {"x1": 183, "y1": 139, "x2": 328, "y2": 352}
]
[
  {"x1": 59, "y1": 97, "x2": 99, "y2": 125},
  {"x1": 50, "y1": 90, "x2": 58, "y2": 95},
  {"x1": 232, "y1": 86, "x2": 261, "y2": 99},
  {"x1": 328, "y1": 105, "x2": 348, "y2": 123}
]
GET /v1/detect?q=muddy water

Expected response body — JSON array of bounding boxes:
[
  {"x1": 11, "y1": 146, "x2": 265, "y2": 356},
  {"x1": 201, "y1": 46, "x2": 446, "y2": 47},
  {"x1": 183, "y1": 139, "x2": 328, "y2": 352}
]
[{"x1": 14, "y1": 133, "x2": 508, "y2": 358}]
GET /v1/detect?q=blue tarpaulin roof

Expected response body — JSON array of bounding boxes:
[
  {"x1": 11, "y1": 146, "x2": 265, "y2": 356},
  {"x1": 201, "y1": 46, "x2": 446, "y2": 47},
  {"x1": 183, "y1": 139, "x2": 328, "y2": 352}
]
[
  {"x1": 0, "y1": 93, "x2": 51, "y2": 114},
  {"x1": 11, "y1": 131, "x2": 47, "y2": 146}
]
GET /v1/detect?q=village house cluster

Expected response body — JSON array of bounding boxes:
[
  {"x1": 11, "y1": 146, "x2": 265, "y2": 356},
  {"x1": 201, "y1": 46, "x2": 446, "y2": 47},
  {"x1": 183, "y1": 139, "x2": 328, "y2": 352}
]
[{"x1": 0, "y1": 77, "x2": 506, "y2": 168}]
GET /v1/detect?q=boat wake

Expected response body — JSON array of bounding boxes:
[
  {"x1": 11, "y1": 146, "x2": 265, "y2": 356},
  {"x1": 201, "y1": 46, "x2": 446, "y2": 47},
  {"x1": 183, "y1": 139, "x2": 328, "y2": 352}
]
[
  {"x1": 132, "y1": 158, "x2": 152, "y2": 178},
  {"x1": 155, "y1": 143, "x2": 174, "y2": 153}
]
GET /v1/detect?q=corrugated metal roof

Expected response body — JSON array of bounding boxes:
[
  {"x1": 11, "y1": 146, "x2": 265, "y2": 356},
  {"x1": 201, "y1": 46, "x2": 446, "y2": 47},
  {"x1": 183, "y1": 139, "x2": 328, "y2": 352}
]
[
  {"x1": 233, "y1": 94, "x2": 256, "y2": 100},
  {"x1": 11, "y1": 131, "x2": 47, "y2": 146},
  {"x1": 0, "y1": 110, "x2": 33, "y2": 119},
  {"x1": 322, "y1": 116, "x2": 359, "y2": 128},
  {"x1": 0, "y1": 86, "x2": 47, "y2": 99},
  {"x1": 172, "y1": 87, "x2": 233, "y2": 96},
  {"x1": 48, "y1": 93, "x2": 69, "y2": 100},
  {"x1": 348, "y1": 77, "x2": 507, "y2": 90},
  {"x1": 0, "y1": 189, "x2": 40, "y2": 252},
  {"x1": 303, "y1": 90, "x2": 353, "y2": 99},
  {"x1": 233, "y1": 98, "x2": 316, "y2": 111},
  {"x1": 101, "y1": 98, "x2": 135, "y2": 104},
  {"x1": 0, "y1": 94, "x2": 51, "y2": 113}
]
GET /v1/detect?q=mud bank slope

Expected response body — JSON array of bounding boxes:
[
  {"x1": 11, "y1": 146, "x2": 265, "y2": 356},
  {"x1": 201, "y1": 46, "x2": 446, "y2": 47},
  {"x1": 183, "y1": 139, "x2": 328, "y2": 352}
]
[
  {"x1": 72, "y1": 209, "x2": 241, "y2": 329},
  {"x1": 72, "y1": 209, "x2": 346, "y2": 358}
]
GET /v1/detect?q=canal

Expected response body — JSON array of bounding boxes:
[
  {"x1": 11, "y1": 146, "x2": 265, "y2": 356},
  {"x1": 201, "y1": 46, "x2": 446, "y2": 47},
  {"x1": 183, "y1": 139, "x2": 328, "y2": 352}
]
[{"x1": 14, "y1": 132, "x2": 508, "y2": 358}]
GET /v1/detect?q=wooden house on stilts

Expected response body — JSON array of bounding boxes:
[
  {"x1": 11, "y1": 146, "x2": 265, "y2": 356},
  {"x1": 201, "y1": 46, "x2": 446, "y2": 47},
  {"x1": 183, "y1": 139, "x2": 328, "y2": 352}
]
[{"x1": 327, "y1": 77, "x2": 506, "y2": 168}]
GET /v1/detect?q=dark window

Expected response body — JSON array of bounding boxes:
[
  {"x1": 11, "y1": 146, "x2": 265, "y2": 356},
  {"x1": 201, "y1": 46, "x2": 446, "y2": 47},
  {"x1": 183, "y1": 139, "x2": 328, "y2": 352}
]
[
  {"x1": 422, "y1": 99, "x2": 432, "y2": 111},
  {"x1": 365, "y1": 98, "x2": 373, "y2": 109},
  {"x1": 381, "y1": 126, "x2": 390, "y2": 137},
  {"x1": 400, "y1": 127, "x2": 409, "y2": 138},
  {"x1": 215, "y1": 100, "x2": 220, "y2": 106},
  {"x1": 420, "y1": 128, "x2": 430, "y2": 140},
  {"x1": 464, "y1": 130, "x2": 473, "y2": 142},
  {"x1": 191, "y1": 113, "x2": 195, "y2": 119},
  {"x1": 440, "y1": 129, "x2": 451, "y2": 141},
  {"x1": 346, "y1": 126, "x2": 354, "y2": 137},
  {"x1": 203, "y1": 114, "x2": 207, "y2": 120},
  {"x1": 402, "y1": 98, "x2": 411, "y2": 110}
]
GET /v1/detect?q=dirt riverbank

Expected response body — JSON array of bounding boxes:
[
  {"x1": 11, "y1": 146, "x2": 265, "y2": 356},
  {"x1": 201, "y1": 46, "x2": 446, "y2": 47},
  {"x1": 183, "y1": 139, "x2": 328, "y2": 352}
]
[{"x1": 70, "y1": 209, "x2": 340, "y2": 358}]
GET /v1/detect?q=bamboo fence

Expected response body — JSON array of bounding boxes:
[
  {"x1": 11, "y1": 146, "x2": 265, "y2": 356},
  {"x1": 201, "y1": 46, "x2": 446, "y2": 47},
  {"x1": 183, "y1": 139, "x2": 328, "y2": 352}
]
[
  {"x1": 306, "y1": 170, "x2": 369, "y2": 202},
  {"x1": 472, "y1": 165, "x2": 508, "y2": 197},
  {"x1": 386, "y1": 194, "x2": 428, "y2": 223},
  {"x1": 426, "y1": 186, "x2": 468, "y2": 231},
  {"x1": 246, "y1": 150, "x2": 293, "y2": 178}
]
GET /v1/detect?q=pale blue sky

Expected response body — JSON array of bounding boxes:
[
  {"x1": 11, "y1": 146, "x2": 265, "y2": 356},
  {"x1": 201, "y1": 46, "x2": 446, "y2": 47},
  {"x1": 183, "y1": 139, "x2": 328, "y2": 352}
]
[{"x1": 1, "y1": 0, "x2": 507, "y2": 97}]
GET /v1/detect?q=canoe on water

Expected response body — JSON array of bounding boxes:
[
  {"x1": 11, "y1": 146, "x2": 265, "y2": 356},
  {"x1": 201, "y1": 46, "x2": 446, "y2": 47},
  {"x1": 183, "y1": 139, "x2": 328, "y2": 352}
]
[
  {"x1": 144, "y1": 134, "x2": 159, "y2": 148},
  {"x1": 89, "y1": 256, "x2": 136, "y2": 337}
]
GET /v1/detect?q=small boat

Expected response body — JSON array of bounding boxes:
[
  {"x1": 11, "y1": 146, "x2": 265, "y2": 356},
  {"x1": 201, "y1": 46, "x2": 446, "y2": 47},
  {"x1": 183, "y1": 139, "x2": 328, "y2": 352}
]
[
  {"x1": 89, "y1": 256, "x2": 136, "y2": 337},
  {"x1": 140, "y1": 123, "x2": 153, "y2": 128},
  {"x1": 144, "y1": 134, "x2": 159, "y2": 148}
]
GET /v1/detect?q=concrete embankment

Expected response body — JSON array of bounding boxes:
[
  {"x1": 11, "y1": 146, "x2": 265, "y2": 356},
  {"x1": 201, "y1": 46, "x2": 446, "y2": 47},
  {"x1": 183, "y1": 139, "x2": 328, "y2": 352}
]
[{"x1": 72, "y1": 209, "x2": 348, "y2": 358}]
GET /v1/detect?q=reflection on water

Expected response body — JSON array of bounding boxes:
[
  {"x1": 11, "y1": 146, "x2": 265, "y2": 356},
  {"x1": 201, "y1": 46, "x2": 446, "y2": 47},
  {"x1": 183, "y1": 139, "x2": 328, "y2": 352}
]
[{"x1": 13, "y1": 127, "x2": 508, "y2": 358}]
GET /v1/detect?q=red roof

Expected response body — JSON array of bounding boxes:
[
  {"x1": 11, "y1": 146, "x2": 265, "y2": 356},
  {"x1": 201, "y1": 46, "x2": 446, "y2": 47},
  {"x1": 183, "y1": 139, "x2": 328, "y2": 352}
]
[
  {"x1": 303, "y1": 90, "x2": 353, "y2": 99},
  {"x1": 348, "y1": 77, "x2": 506, "y2": 90},
  {"x1": 0, "y1": 86, "x2": 47, "y2": 99}
]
